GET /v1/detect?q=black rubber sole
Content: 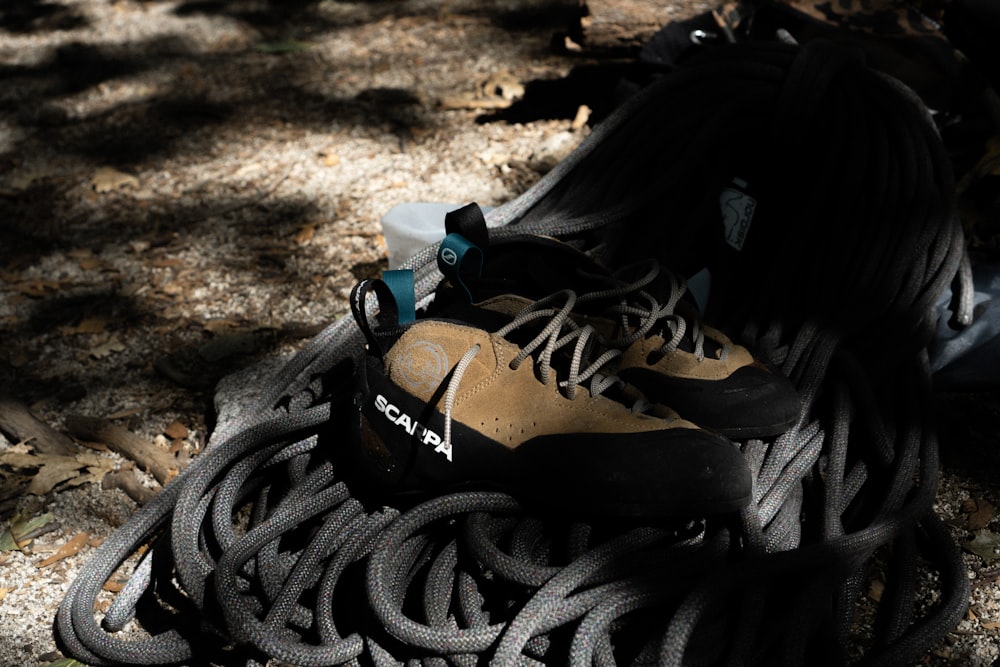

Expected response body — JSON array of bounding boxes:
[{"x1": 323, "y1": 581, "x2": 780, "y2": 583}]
[{"x1": 345, "y1": 357, "x2": 753, "y2": 519}]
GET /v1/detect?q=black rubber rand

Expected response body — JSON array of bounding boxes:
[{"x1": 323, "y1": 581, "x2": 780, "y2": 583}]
[
  {"x1": 349, "y1": 356, "x2": 753, "y2": 519},
  {"x1": 617, "y1": 364, "x2": 800, "y2": 440}
]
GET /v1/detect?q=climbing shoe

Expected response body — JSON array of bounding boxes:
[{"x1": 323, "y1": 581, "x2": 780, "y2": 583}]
[
  {"x1": 433, "y1": 202, "x2": 801, "y2": 439},
  {"x1": 348, "y1": 272, "x2": 752, "y2": 518}
]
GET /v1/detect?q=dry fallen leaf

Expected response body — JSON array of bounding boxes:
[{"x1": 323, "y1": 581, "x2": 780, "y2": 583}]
[
  {"x1": 90, "y1": 336, "x2": 126, "y2": 359},
  {"x1": 295, "y1": 223, "x2": 316, "y2": 246},
  {"x1": 0, "y1": 511, "x2": 58, "y2": 551},
  {"x1": 78, "y1": 256, "x2": 106, "y2": 271},
  {"x1": 161, "y1": 281, "x2": 185, "y2": 296},
  {"x1": 148, "y1": 258, "x2": 182, "y2": 268},
  {"x1": 0, "y1": 587, "x2": 9, "y2": 603},
  {"x1": 968, "y1": 498, "x2": 996, "y2": 531},
  {"x1": 320, "y1": 150, "x2": 340, "y2": 167},
  {"x1": 38, "y1": 531, "x2": 90, "y2": 568},
  {"x1": 14, "y1": 278, "x2": 61, "y2": 298},
  {"x1": 0, "y1": 450, "x2": 115, "y2": 496},
  {"x1": 964, "y1": 531, "x2": 1000, "y2": 561},
  {"x1": 164, "y1": 420, "x2": 189, "y2": 440},
  {"x1": 41, "y1": 659, "x2": 89, "y2": 667},
  {"x1": 867, "y1": 578, "x2": 884, "y2": 602},
  {"x1": 26, "y1": 458, "x2": 87, "y2": 495},
  {"x1": 102, "y1": 579, "x2": 126, "y2": 593},
  {"x1": 91, "y1": 166, "x2": 139, "y2": 193},
  {"x1": 69, "y1": 316, "x2": 108, "y2": 335}
]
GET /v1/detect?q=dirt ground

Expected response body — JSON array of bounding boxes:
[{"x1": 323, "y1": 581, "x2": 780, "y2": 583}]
[{"x1": 1, "y1": 0, "x2": 999, "y2": 665}]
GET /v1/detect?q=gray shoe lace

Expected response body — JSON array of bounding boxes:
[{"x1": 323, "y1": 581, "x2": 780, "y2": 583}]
[
  {"x1": 441, "y1": 289, "x2": 639, "y2": 451},
  {"x1": 578, "y1": 260, "x2": 729, "y2": 363}
]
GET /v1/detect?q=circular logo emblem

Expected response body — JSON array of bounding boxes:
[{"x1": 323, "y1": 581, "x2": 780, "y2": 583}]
[
  {"x1": 440, "y1": 247, "x2": 458, "y2": 266},
  {"x1": 397, "y1": 340, "x2": 449, "y2": 394}
]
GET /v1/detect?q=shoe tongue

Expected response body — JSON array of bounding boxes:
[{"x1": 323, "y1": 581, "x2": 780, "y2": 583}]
[
  {"x1": 617, "y1": 268, "x2": 719, "y2": 357},
  {"x1": 431, "y1": 291, "x2": 522, "y2": 333},
  {"x1": 475, "y1": 293, "x2": 535, "y2": 317},
  {"x1": 475, "y1": 235, "x2": 613, "y2": 302}
]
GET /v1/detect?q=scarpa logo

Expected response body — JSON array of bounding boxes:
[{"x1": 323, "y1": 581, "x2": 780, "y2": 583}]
[
  {"x1": 396, "y1": 339, "x2": 449, "y2": 394},
  {"x1": 373, "y1": 394, "x2": 452, "y2": 461}
]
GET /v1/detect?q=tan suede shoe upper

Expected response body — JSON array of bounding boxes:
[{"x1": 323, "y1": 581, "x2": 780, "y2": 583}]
[{"x1": 383, "y1": 320, "x2": 694, "y2": 451}]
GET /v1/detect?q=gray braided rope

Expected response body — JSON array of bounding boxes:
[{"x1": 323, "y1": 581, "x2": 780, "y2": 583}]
[{"x1": 55, "y1": 40, "x2": 972, "y2": 667}]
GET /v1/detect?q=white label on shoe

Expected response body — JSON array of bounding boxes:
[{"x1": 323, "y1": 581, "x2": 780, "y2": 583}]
[
  {"x1": 720, "y1": 178, "x2": 756, "y2": 251},
  {"x1": 374, "y1": 393, "x2": 452, "y2": 461}
]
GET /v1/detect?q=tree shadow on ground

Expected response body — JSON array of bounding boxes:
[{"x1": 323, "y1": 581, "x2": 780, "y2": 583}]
[
  {"x1": 0, "y1": 0, "x2": 88, "y2": 33},
  {"x1": 0, "y1": 0, "x2": 593, "y2": 416},
  {"x1": 0, "y1": 0, "x2": 589, "y2": 251},
  {"x1": 170, "y1": 0, "x2": 581, "y2": 33}
]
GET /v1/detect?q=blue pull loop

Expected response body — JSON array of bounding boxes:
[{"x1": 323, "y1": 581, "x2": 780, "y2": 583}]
[
  {"x1": 381, "y1": 269, "x2": 416, "y2": 324},
  {"x1": 437, "y1": 233, "x2": 483, "y2": 302}
]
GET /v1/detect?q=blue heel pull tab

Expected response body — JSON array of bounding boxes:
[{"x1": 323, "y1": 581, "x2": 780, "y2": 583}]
[
  {"x1": 381, "y1": 269, "x2": 416, "y2": 324},
  {"x1": 437, "y1": 233, "x2": 483, "y2": 302},
  {"x1": 444, "y1": 202, "x2": 489, "y2": 249}
]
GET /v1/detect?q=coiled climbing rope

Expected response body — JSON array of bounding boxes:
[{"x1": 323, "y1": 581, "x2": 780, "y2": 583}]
[{"x1": 57, "y1": 38, "x2": 972, "y2": 666}]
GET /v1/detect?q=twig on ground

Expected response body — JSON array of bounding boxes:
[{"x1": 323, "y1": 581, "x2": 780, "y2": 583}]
[
  {"x1": 102, "y1": 469, "x2": 156, "y2": 505},
  {"x1": 64, "y1": 415, "x2": 177, "y2": 486},
  {"x1": 0, "y1": 396, "x2": 78, "y2": 456}
]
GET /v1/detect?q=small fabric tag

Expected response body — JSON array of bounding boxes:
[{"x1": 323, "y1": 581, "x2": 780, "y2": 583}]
[
  {"x1": 444, "y1": 202, "x2": 489, "y2": 249},
  {"x1": 719, "y1": 177, "x2": 757, "y2": 251},
  {"x1": 437, "y1": 233, "x2": 483, "y2": 302},
  {"x1": 350, "y1": 277, "x2": 404, "y2": 354},
  {"x1": 381, "y1": 269, "x2": 416, "y2": 324}
]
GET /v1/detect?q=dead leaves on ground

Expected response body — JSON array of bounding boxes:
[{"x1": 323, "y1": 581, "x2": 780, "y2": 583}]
[
  {"x1": 90, "y1": 166, "x2": 139, "y2": 193},
  {"x1": 0, "y1": 449, "x2": 116, "y2": 496},
  {"x1": 961, "y1": 497, "x2": 1000, "y2": 562},
  {"x1": 964, "y1": 531, "x2": 1000, "y2": 562},
  {"x1": 964, "y1": 497, "x2": 997, "y2": 531},
  {"x1": 0, "y1": 398, "x2": 189, "y2": 515},
  {"x1": 0, "y1": 511, "x2": 98, "y2": 567},
  {"x1": 37, "y1": 531, "x2": 91, "y2": 568},
  {"x1": 0, "y1": 510, "x2": 58, "y2": 551}
]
